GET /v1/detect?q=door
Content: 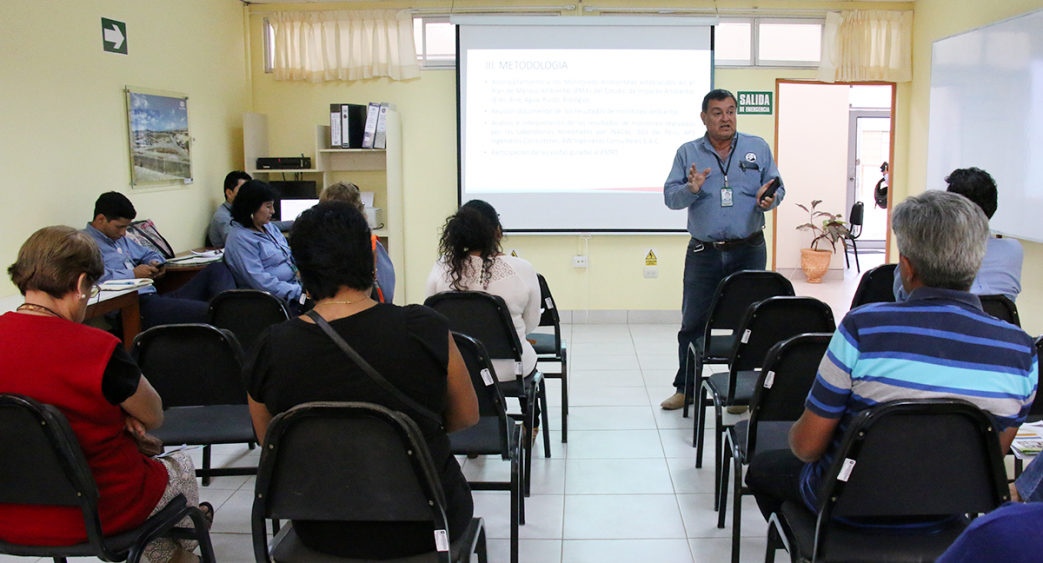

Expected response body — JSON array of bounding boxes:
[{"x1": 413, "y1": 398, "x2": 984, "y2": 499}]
[{"x1": 847, "y1": 112, "x2": 890, "y2": 248}]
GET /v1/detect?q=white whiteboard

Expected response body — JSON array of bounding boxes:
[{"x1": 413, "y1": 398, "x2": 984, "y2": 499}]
[{"x1": 926, "y1": 8, "x2": 1043, "y2": 243}]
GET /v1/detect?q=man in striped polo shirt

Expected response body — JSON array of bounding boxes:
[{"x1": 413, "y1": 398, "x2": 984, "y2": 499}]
[{"x1": 746, "y1": 190, "x2": 1038, "y2": 522}]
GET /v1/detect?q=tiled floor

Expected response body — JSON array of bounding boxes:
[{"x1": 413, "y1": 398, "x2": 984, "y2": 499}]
[{"x1": 1, "y1": 254, "x2": 887, "y2": 563}]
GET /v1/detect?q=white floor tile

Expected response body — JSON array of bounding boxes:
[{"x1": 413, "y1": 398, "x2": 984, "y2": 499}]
[
  {"x1": 562, "y1": 494, "x2": 687, "y2": 539},
  {"x1": 567, "y1": 406, "x2": 657, "y2": 430},
  {"x1": 569, "y1": 370, "x2": 645, "y2": 388},
  {"x1": 570, "y1": 387, "x2": 650, "y2": 407},
  {"x1": 208, "y1": 532, "x2": 255, "y2": 563},
  {"x1": 638, "y1": 354, "x2": 682, "y2": 371},
  {"x1": 676, "y1": 494, "x2": 768, "y2": 539},
  {"x1": 689, "y1": 536, "x2": 770, "y2": 563},
  {"x1": 570, "y1": 355, "x2": 641, "y2": 371},
  {"x1": 564, "y1": 458, "x2": 674, "y2": 494},
  {"x1": 561, "y1": 539, "x2": 693, "y2": 563},
  {"x1": 472, "y1": 492, "x2": 564, "y2": 539},
  {"x1": 486, "y1": 539, "x2": 563, "y2": 563},
  {"x1": 566, "y1": 430, "x2": 665, "y2": 459}
]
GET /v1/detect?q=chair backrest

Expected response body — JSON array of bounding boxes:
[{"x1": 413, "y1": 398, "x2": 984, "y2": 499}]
[
  {"x1": 0, "y1": 394, "x2": 110, "y2": 556},
  {"x1": 452, "y1": 332, "x2": 510, "y2": 455},
  {"x1": 206, "y1": 289, "x2": 290, "y2": 356},
  {"x1": 252, "y1": 402, "x2": 452, "y2": 563},
  {"x1": 978, "y1": 294, "x2": 1020, "y2": 327},
  {"x1": 1031, "y1": 335, "x2": 1043, "y2": 418},
  {"x1": 131, "y1": 324, "x2": 247, "y2": 408},
  {"x1": 730, "y1": 297, "x2": 835, "y2": 377},
  {"x1": 747, "y1": 333, "x2": 833, "y2": 454},
  {"x1": 704, "y1": 270, "x2": 795, "y2": 355},
  {"x1": 850, "y1": 263, "x2": 898, "y2": 309},
  {"x1": 535, "y1": 274, "x2": 562, "y2": 349},
  {"x1": 848, "y1": 202, "x2": 864, "y2": 238},
  {"x1": 424, "y1": 291, "x2": 524, "y2": 371},
  {"x1": 813, "y1": 400, "x2": 1008, "y2": 559}
]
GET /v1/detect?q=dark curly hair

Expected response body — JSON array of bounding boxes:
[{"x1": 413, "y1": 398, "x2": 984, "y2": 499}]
[
  {"x1": 438, "y1": 203, "x2": 501, "y2": 291},
  {"x1": 289, "y1": 201, "x2": 374, "y2": 300}
]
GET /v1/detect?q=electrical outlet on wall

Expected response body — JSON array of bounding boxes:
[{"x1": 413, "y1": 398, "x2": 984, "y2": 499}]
[
  {"x1": 644, "y1": 266, "x2": 658, "y2": 278},
  {"x1": 573, "y1": 255, "x2": 588, "y2": 268}
]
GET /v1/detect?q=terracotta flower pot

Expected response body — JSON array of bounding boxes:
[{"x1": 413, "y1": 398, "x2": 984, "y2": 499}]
[{"x1": 800, "y1": 248, "x2": 833, "y2": 284}]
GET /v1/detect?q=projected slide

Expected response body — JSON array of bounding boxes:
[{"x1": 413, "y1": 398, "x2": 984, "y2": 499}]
[
  {"x1": 466, "y1": 49, "x2": 706, "y2": 194},
  {"x1": 457, "y1": 18, "x2": 713, "y2": 231}
]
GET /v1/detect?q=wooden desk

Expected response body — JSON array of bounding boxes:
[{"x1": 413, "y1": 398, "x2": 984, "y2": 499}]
[
  {"x1": 154, "y1": 249, "x2": 221, "y2": 294},
  {"x1": 85, "y1": 288, "x2": 141, "y2": 350}
]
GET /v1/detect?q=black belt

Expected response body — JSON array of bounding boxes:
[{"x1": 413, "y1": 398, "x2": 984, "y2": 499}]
[{"x1": 696, "y1": 231, "x2": 763, "y2": 251}]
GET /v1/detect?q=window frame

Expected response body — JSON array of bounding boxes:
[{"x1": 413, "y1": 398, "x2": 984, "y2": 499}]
[
  {"x1": 715, "y1": 17, "x2": 824, "y2": 69},
  {"x1": 414, "y1": 15, "x2": 456, "y2": 70},
  {"x1": 263, "y1": 17, "x2": 274, "y2": 74}
]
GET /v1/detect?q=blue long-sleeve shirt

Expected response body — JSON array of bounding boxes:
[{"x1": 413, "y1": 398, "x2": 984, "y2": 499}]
[
  {"x1": 223, "y1": 222, "x2": 302, "y2": 304},
  {"x1": 664, "y1": 132, "x2": 784, "y2": 241},
  {"x1": 82, "y1": 223, "x2": 164, "y2": 295}
]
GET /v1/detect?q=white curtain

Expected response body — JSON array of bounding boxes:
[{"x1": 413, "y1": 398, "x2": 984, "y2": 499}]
[
  {"x1": 272, "y1": 10, "x2": 419, "y2": 82},
  {"x1": 817, "y1": 10, "x2": 912, "y2": 83}
]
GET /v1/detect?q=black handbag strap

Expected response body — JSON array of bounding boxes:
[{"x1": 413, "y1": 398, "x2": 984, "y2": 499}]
[{"x1": 305, "y1": 310, "x2": 442, "y2": 425}]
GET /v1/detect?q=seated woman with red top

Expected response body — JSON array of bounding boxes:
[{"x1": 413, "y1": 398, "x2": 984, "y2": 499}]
[{"x1": 0, "y1": 226, "x2": 209, "y2": 563}]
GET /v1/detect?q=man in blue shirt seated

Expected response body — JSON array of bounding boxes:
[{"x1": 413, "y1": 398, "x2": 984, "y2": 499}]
[
  {"x1": 746, "y1": 190, "x2": 1037, "y2": 522},
  {"x1": 208, "y1": 170, "x2": 251, "y2": 247},
  {"x1": 84, "y1": 192, "x2": 236, "y2": 330},
  {"x1": 892, "y1": 167, "x2": 1023, "y2": 302},
  {"x1": 660, "y1": 88, "x2": 784, "y2": 410}
]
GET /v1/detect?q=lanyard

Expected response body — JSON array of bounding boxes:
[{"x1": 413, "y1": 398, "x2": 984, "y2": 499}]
[
  {"x1": 260, "y1": 228, "x2": 298, "y2": 275},
  {"x1": 712, "y1": 135, "x2": 738, "y2": 188}
]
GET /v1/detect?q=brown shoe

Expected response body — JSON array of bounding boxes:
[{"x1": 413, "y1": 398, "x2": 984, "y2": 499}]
[
  {"x1": 726, "y1": 405, "x2": 748, "y2": 415},
  {"x1": 660, "y1": 393, "x2": 692, "y2": 410}
]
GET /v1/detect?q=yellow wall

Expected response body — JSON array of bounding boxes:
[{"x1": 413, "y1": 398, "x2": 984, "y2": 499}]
[
  {"x1": 907, "y1": 0, "x2": 1043, "y2": 335},
  {"x1": 0, "y1": 0, "x2": 249, "y2": 297},
  {"x1": 246, "y1": 7, "x2": 830, "y2": 309}
]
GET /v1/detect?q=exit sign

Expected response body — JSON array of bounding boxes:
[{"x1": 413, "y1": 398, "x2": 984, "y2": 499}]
[{"x1": 738, "y1": 91, "x2": 773, "y2": 115}]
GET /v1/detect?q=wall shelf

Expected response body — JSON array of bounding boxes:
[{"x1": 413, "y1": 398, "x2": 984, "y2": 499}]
[{"x1": 243, "y1": 111, "x2": 404, "y2": 304}]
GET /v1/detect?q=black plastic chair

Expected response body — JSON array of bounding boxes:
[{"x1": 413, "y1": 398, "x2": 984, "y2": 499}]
[
  {"x1": 697, "y1": 297, "x2": 836, "y2": 509},
  {"x1": 849, "y1": 263, "x2": 898, "y2": 309},
  {"x1": 251, "y1": 401, "x2": 487, "y2": 563},
  {"x1": 131, "y1": 323, "x2": 255, "y2": 486},
  {"x1": 842, "y1": 202, "x2": 864, "y2": 273},
  {"x1": 527, "y1": 273, "x2": 568, "y2": 443},
  {"x1": 424, "y1": 291, "x2": 551, "y2": 495},
  {"x1": 719, "y1": 333, "x2": 832, "y2": 563},
  {"x1": 979, "y1": 294, "x2": 1020, "y2": 327},
  {"x1": 1031, "y1": 335, "x2": 1043, "y2": 424},
  {"x1": 449, "y1": 332, "x2": 524, "y2": 563},
  {"x1": 207, "y1": 289, "x2": 290, "y2": 358},
  {"x1": 683, "y1": 270, "x2": 796, "y2": 421},
  {"x1": 765, "y1": 399, "x2": 1010, "y2": 563},
  {"x1": 0, "y1": 394, "x2": 215, "y2": 563}
]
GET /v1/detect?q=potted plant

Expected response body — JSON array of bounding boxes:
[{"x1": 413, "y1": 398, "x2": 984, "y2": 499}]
[{"x1": 795, "y1": 200, "x2": 851, "y2": 283}]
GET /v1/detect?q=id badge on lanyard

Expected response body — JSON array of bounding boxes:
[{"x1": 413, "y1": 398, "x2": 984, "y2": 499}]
[
  {"x1": 721, "y1": 183, "x2": 734, "y2": 207},
  {"x1": 715, "y1": 138, "x2": 737, "y2": 208}
]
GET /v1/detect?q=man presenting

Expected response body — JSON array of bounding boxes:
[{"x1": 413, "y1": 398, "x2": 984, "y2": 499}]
[
  {"x1": 661, "y1": 89, "x2": 784, "y2": 410},
  {"x1": 84, "y1": 192, "x2": 236, "y2": 330}
]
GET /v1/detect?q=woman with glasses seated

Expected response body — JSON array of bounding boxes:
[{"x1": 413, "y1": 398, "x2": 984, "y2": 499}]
[
  {"x1": 245, "y1": 201, "x2": 479, "y2": 559},
  {"x1": 0, "y1": 226, "x2": 210, "y2": 563},
  {"x1": 224, "y1": 180, "x2": 305, "y2": 312}
]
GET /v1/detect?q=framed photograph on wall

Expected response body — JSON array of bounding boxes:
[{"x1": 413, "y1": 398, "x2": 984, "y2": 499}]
[{"x1": 125, "y1": 86, "x2": 193, "y2": 187}]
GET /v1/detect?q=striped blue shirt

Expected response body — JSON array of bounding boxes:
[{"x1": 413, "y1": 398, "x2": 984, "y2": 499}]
[{"x1": 799, "y1": 287, "x2": 1038, "y2": 511}]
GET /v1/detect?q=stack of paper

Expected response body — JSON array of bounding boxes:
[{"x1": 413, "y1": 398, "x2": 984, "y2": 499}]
[
  {"x1": 100, "y1": 279, "x2": 154, "y2": 291},
  {"x1": 168, "y1": 250, "x2": 223, "y2": 266},
  {"x1": 1012, "y1": 422, "x2": 1043, "y2": 459}
]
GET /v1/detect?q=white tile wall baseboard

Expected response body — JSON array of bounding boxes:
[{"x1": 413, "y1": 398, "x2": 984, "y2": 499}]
[{"x1": 563, "y1": 310, "x2": 682, "y2": 324}]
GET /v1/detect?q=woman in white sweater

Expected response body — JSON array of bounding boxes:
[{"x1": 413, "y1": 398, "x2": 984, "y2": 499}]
[{"x1": 426, "y1": 200, "x2": 541, "y2": 383}]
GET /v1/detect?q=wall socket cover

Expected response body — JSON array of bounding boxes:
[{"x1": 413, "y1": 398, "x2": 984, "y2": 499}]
[
  {"x1": 573, "y1": 255, "x2": 588, "y2": 268},
  {"x1": 643, "y1": 266, "x2": 658, "y2": 278}
]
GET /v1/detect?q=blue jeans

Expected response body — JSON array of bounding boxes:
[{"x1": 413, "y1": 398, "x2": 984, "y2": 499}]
[
  {"x1": 139, "y1": 262, "x2": 236, "y2": 330},
  {"x1": 1016, "y1": 455, "x2": 1043, "y2": 502},
  {"x1": 673, "y1": 234, "x2": 767, "y2": 390}
]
